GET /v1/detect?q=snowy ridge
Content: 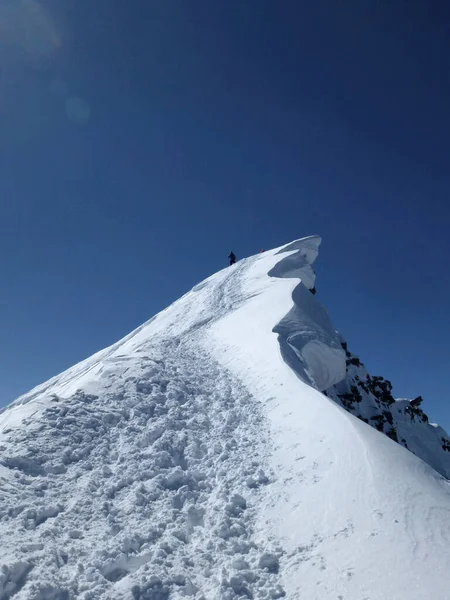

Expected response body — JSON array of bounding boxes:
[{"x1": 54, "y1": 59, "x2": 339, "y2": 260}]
[{"x1": 1, "y1": 237, "x2": 450, "y2": 600}]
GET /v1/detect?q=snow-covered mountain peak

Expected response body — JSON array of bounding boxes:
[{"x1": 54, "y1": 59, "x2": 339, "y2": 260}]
[
  {"x1": 269, "y1": 235, "x2": 320, "y2": 287},
  {"x1": 1, "y1": 237, "x2": 450, "y2": 600},
  {"x1": 0, "y1": 236, "x2": 331, "y2": 426}
]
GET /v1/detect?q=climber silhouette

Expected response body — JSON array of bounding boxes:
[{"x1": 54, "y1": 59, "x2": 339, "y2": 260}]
[{"x1": 228, "y1": 251, "x2": 236, "y2": 266}]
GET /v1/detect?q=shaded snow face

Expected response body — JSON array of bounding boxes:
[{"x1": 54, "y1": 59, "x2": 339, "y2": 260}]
[
  {"x1": 272, "y1": 284, "x2": 345, "y2": 391},
  {"x1": 269, "y1": 239, "x2": 346, "y2": 391}
]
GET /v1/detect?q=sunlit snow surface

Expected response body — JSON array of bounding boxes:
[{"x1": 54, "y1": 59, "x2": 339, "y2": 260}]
[{"x1": 1, "y1": 237, "x2": 450, "y2": 600}]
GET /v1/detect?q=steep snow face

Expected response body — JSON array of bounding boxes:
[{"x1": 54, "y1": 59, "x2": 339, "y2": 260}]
[
  {"x1": 267, "y1": 239, "x2": 345, "y2": 391},
  {"x1": 1, "y1": 237, "x2": 450, "y2": 600}
]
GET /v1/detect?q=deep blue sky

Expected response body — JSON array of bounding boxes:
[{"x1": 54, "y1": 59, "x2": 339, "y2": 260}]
[{"x1": 1, "y1": 1, "x2": 449, "y2": 428}]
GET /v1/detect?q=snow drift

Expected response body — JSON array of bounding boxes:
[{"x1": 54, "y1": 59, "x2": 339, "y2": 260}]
[{"x1": 1, "y1": 236, "x2": 450, "y2": 600}]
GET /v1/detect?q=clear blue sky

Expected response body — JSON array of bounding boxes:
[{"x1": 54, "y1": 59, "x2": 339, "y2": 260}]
[{"x1": 1, "y1": 1, "x2": 449, "y2": 429}]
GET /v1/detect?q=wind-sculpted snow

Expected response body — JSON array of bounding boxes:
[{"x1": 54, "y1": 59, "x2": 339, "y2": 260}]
[
  {"x1": 267, "y1": 237, "x2": 319, "y2": 288},
  {"x1": 1, "y1": 237, "x2": 450, "y2": 600},
  {"x1": 268, "y1": 237, "x2": 346, "y2": 391}
]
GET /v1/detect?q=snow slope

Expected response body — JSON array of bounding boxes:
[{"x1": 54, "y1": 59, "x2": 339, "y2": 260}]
[{"x1": 1, "y1": 237, "x2": 450, "y2": 600}]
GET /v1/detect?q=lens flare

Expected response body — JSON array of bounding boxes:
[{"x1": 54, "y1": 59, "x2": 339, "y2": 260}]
[
  {"x1": 65, "y1": 96, "x2": 91, "y2": 125},
  {"x1": 0, "y1": 0, "x2": 60, "y2": 64}
]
